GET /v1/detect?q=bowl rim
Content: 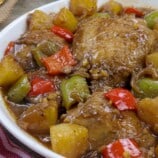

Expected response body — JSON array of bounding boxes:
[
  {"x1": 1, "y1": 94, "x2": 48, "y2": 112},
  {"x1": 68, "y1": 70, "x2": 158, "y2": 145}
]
[{"x1": 0, "y1": 0, "x2": 68, "y2": 157}]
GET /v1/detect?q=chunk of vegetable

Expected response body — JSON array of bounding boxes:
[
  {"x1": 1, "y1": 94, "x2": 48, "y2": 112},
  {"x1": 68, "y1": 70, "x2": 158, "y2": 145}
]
[
  {"x1": 5, "y1": 41, "x2": 15, "y2": 55},
  {"x1": 8, "y1": 74, "x2": 31, "y2": 103},
  {"x1": 50, "y1": 123, "x2": 89, "y2": 158},
  {"x1": 145, "y1": 10, "x2": 158, "y2": 29},
  {"x1": 146, "y1": 52, "x2": 158, "y2": 69},
  {"x1": 32, "y1": 48, "x2": 46, "y2": 67},
  {"x1": 138, "y1": 97, "x2": 158, "y2": 134},
  {"x1": 136, "y1": 78, "x2": 158, "y2": 98},
  {"x1": 61, "y1": 75, "x2": 90, "y2": 109},
  {"x1": 42, "y1": 45, "x2": 76, "y2": 75},
  {"x1": 104, "y1": 88, "x2": 136, "y2": 111},
  {"x1": 28, "y1": 10, "x2": 53, "y2": 30},
  {"x1": 102, "y1": 138, "x2": 142, "y2": 158},
  {"x1": 51, "y1": 26, "x2": 74, "y2": 42},
  {"x1": 105, "y1": 0, "x2": 123, "y2": 15},
  {"x1": 124, "y1": 7, "x2": 144, "y2": 17},
  {"x1": 28, "y1": 77, "x2": 55, "y2": 97},
  {"x1": 70, "y1": 0, "x2": 97, "y2": 16},
  {"x1": 32, "y1": 48, "x2": 46, "y2": 66},
  {"x1": 44, "y1": 106, "x2": 58, "y2": 125},
  {"x1": 37, "y1": 40, "x2": 59, "y2": 56},
  {"x1": 53, "y1": 8, "x2": 78, "y2": 32},
  {"x1": 0, "y1": 55, "x2": 24, "y2": 87}
]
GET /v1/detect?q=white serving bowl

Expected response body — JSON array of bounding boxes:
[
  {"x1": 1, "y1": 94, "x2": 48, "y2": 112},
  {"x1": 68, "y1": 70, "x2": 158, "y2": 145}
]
[{"x1": 0, "y1": 0, "x2": 157, "y2": 157}]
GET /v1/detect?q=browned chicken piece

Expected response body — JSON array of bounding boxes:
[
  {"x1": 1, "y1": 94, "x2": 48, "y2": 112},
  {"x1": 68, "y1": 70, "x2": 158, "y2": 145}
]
[
  {"x1": 73, "y1": 15, "x2": 157, "y2": 90},
  {"x1": 64, "y1": 92, "x2": 156, "y2": 157},
  {"x1": 17, "y1": 30, "x2": 67, "y2": 47},
  {"x1": 18, "y1": 92, "x2": 59, "y2": 135},
  {"x1": 14, "y1": 45, "x2": 37, "y2": 71},
  {"x1": 14, "y1": 30, "x2": 67, "y2": 71}
]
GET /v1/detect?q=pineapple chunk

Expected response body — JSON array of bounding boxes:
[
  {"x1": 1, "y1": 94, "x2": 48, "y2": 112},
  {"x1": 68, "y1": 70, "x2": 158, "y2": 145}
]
[
  {"x1": 70, "y1": 0, "x2": 97, "y2": 16},
  {"x1": 44, "y1": 106, "x2": 58, "y2": 125},
  {"x1": 28, "y1": 10, "x2": 53, "y2": 30},
  {"x1": 53, "y1": 8, "x2": 78, "y2": 32},
  {"x1": 138, "y1": 97, "x2": 158, "y2": 134},
  {"x1": 0, "y1": 55, "x2": 24, "y2": 87},
  {"x1": 50, "y1": 123, "x2": 89, "y2": 158}
]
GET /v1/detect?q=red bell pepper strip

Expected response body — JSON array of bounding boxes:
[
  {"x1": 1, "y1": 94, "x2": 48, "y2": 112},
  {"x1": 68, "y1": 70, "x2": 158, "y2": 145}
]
[
  {"x1": 28, "y1": 77, "x2": 54, "y2": 96},
  {"x1": 124, "y1": 7, "x2": 144, "y2": 17},
  {"x1": 51, "y1": 26, "x2": 73, "y2": 42},
  {"x1": 104, "y1": 88, "x2": 136, "y2": 111},
  {"x1": 102, "y1": 138, "x2": 142, "y2": 158},
  {"x1": 5, "y1": 41, "x2": 15, "y2": 55},
  {"x1": 42, "y1": 45, "x2": 76, "y2": 75}
]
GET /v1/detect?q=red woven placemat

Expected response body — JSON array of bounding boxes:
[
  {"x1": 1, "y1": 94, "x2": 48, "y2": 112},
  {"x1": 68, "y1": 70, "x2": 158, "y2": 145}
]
[{"x1": 0, "y1": 125, "x2": 43, "y2": 158}]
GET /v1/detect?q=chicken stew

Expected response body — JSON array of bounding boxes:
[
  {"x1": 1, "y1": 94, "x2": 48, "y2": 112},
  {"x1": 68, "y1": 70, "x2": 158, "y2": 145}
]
[{"x1": 1, "y1": 0, "x2": 158, "y2": 157}]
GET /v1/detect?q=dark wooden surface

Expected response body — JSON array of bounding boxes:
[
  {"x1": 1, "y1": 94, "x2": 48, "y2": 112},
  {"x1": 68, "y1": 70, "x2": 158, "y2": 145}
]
[{"x1": 0, "y1": 1, "x2": 57, "y2": 157}]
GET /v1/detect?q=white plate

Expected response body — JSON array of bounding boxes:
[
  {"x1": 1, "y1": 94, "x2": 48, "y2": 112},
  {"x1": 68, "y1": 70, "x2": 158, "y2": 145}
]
[{"x1": 0, "y1": 0, "x2": 157, "y2": 157}]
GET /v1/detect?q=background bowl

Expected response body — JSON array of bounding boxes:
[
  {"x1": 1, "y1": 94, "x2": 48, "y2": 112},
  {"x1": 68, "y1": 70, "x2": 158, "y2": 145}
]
[{"x1": 0, "y1": 0, "x2": 157, "y2": 157}]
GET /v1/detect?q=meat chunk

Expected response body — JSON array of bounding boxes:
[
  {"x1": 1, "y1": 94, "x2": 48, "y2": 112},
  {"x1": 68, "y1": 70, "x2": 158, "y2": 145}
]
[
  {"x1": 18, "y1": 93, "x2": 59, "y2": 135},
  {"x1": 14, "y1": 30, "x2": 68, "y2": 71},
  {"x1": 63, "y1": 92, "x2": 156, "y2": 156},
  {"x1": 14, "y1": 45, "x2": 37, "y2": 71},
  {"x1": 73, "y1": 15, "x2": 157, "y2": 89},
  {"x1": 64, "y1": 92, "x2": 120, "y2": 149},
  {"x1": 17, "y1": 30, "x2": 67, "y2": 47}
]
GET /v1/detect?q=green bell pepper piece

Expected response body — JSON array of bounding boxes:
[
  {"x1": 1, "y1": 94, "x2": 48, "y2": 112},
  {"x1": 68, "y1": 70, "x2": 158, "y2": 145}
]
[
  {"x1": 8, "y1": 74, "x2": 31, "y2": 103},
  {"x1": 61, "y1": 76, "x2": 90, "y2": 110},
  {"x1": 32, "y1": 48, "x2": 46, "y2": 67},
  {"x1": 145, "y1": 10, "x2": 158, "y2": 29},
  {"x1": 136, "y1": 78, "x2": 158, "y2": 98},
  {"x1": 37, "y1": 40, "x2": 59, "y2": 56}
]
